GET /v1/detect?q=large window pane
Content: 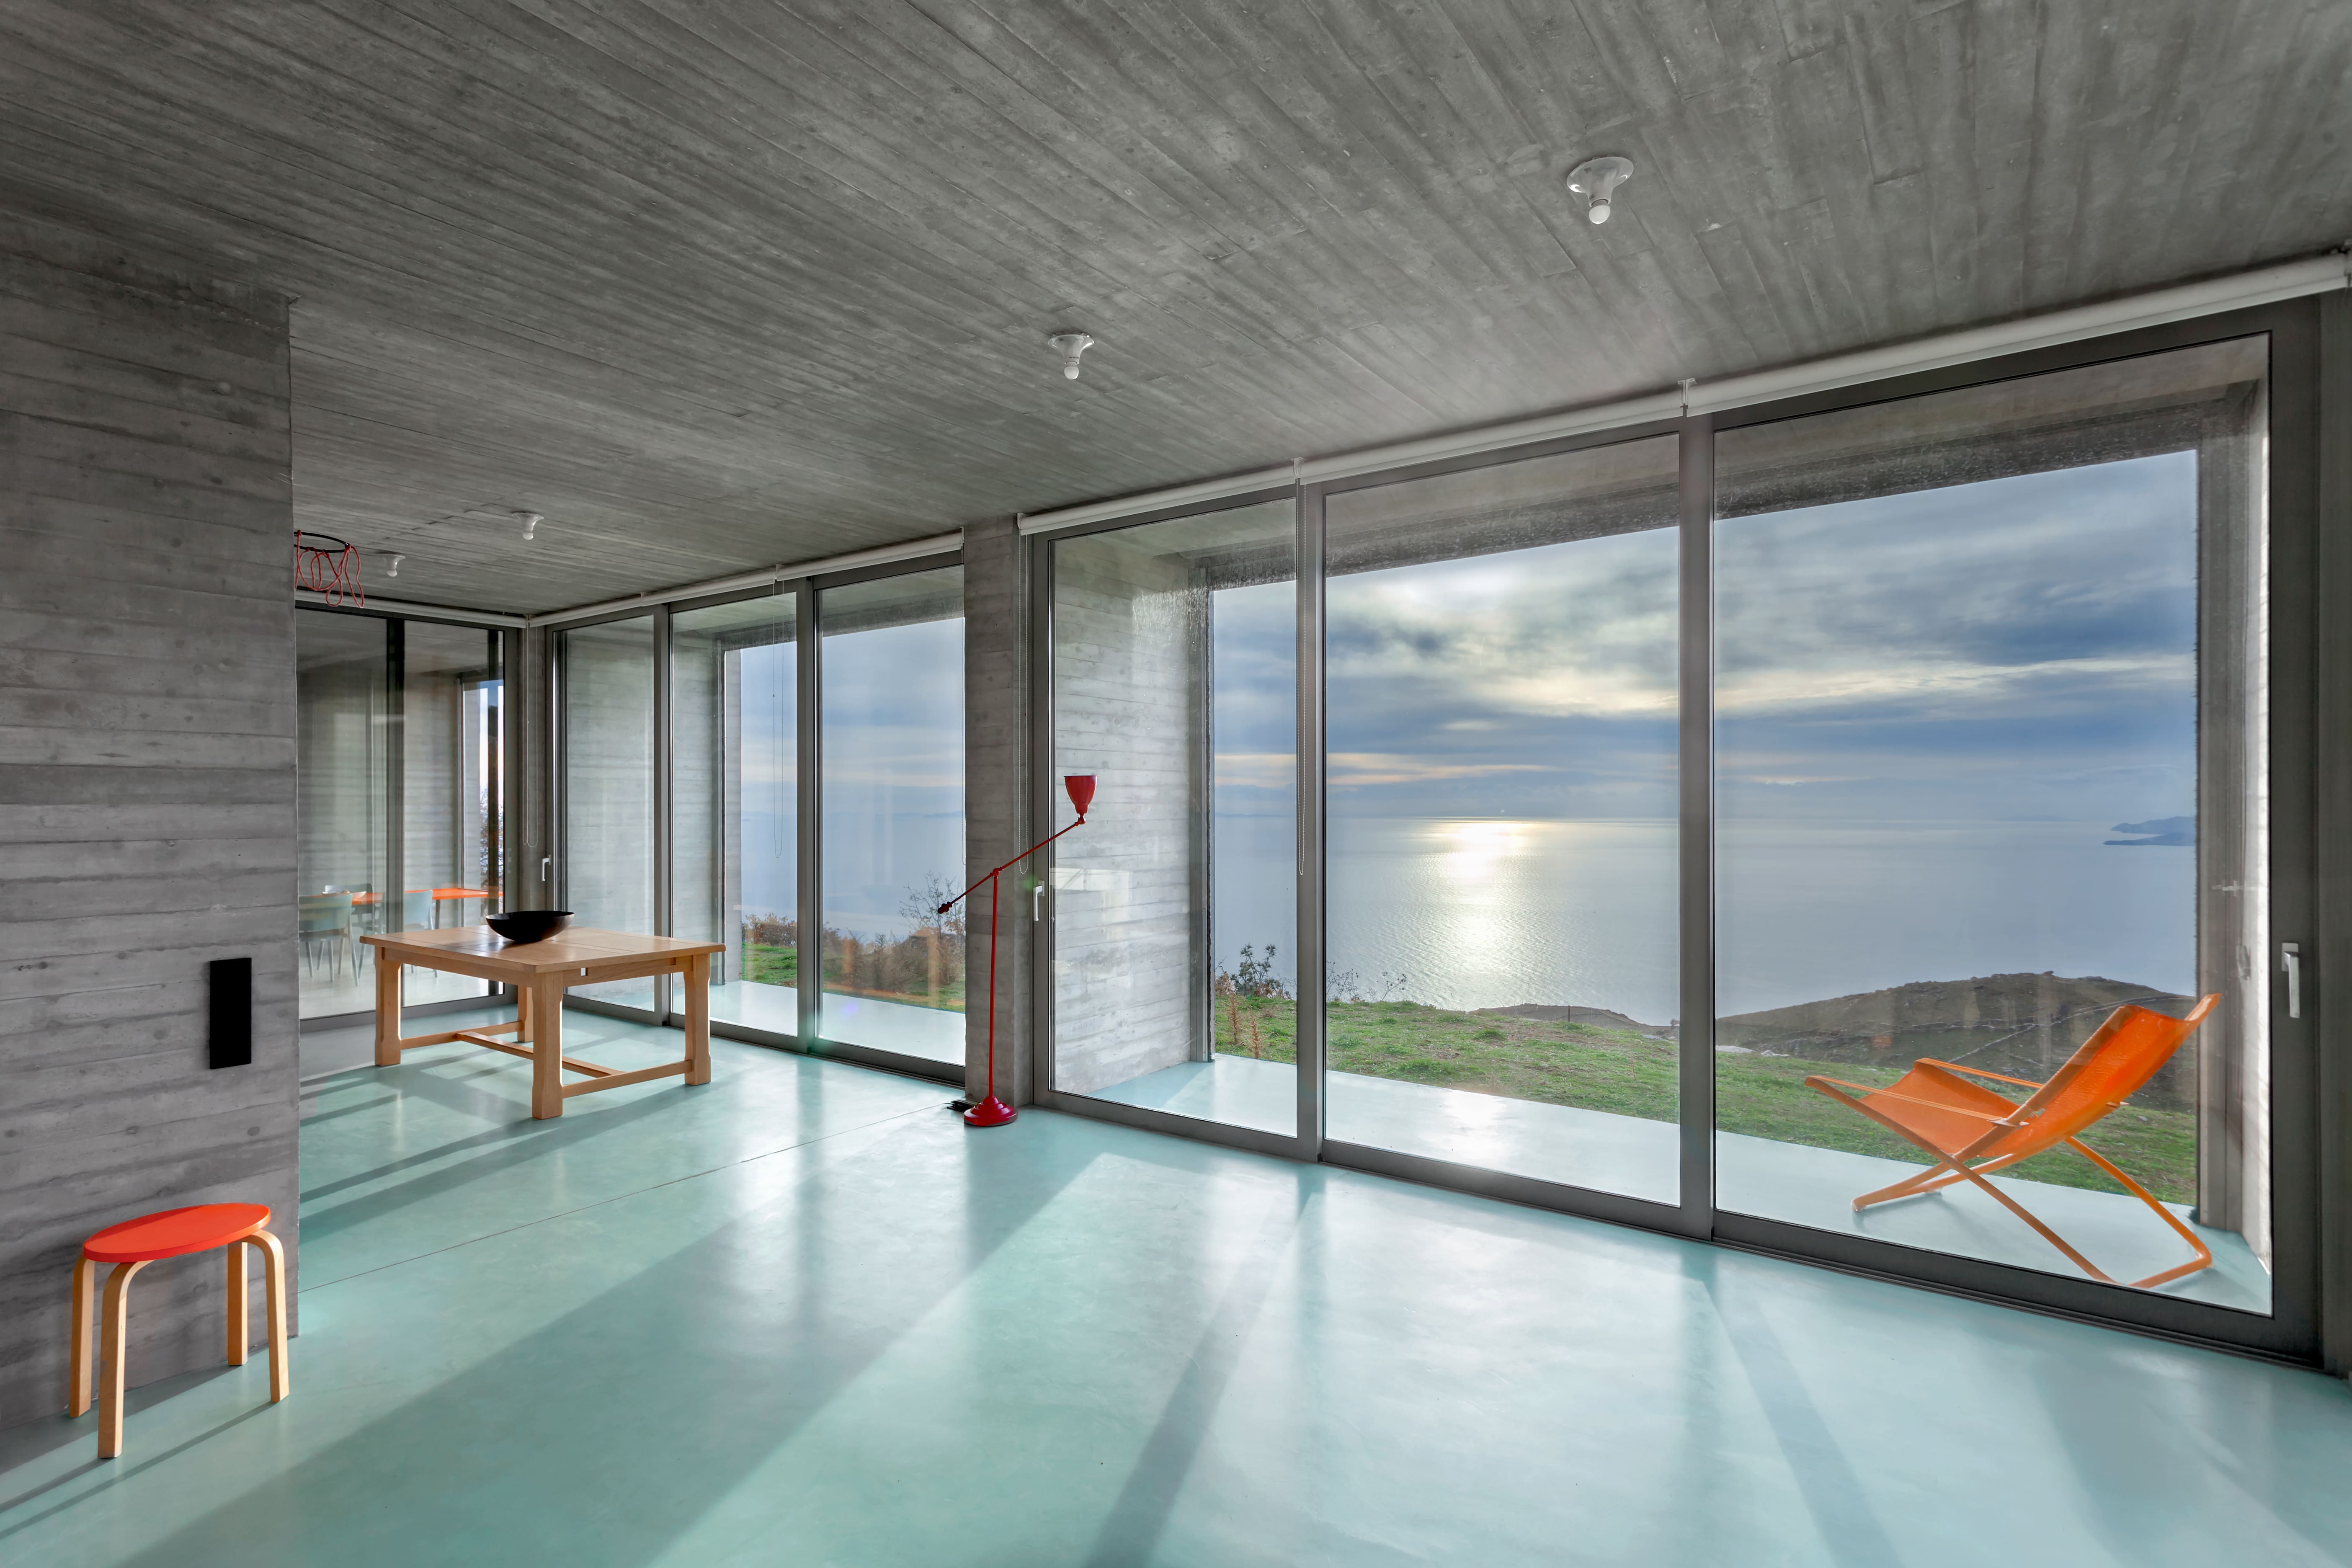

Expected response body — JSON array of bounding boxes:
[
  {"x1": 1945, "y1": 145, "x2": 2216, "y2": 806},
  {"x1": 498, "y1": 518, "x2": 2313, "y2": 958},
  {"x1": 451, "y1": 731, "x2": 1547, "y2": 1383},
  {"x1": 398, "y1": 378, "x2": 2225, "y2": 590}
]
[
  {"x1": 1051, "y1": 499, "x2": 1297, "y2": 1136},
  {"x1": 673, "y1": 592, "x2": 798, "y2": 1037},
  {"x1": 1324, "y1": 436, "x2": 1680, "y2": 1200},
  {"x1": 1714, "y1": 338, "x2": 2269, "y2": 1310},
  {"x1": 560, "y1": 616, "x2": 658, "y2": 1010},
  {"x1": 818, "y1": 568, "x2": 964, "y2": 1063},
  {"x1": 296, "y1": 610, "x2": 388, "y2": 1019},
  {"x1": 402, "y1": 623, "x2": 503, "y2": 1005}
]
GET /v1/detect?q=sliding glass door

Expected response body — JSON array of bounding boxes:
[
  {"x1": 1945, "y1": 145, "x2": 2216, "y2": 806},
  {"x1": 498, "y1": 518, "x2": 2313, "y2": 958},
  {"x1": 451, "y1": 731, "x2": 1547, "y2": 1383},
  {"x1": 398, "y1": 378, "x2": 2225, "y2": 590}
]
[
  {"x1": 403, "y1": 622, "x2": 505, "y2": 1005},
  {"x1": 671, "y1": 592, "x2": 798, "y2": 1036},
  {"x1": 1033, "y1": 306, "x2": 2317, "y2": 1355},
  {"x1": 296, "y1": 608, "x2": 508, "y2": 1021},
  {"x1": 1712, "y1": 338, "x2": 2273, "y2": 1310},
  {"x1": 1048, "y1": 498, "x2": 1297, "y2": 1136},
  {"x1": 558, "y1": 615, "x2": 657, "y2": 1009},
  {"x1": 296, "y1": 612, "x2": 389, "y2": 1018},
  {"x1": 816, "y1": 567, "x2": 966, "y2": 1065},
  {"x1": 1322, "y1": 436, "x2": 1681, "y2": 1202}
]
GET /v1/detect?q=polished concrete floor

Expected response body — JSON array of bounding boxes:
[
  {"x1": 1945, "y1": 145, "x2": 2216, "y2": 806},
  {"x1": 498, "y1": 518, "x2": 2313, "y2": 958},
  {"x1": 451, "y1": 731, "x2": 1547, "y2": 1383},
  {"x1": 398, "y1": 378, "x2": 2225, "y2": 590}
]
[
  {"x1": 6, "y1": 1011, "x2": 2350, "y2": 1566},
  {"x1": 1093, "y1": 1054, "x2": 2267, "y2": 1311}
]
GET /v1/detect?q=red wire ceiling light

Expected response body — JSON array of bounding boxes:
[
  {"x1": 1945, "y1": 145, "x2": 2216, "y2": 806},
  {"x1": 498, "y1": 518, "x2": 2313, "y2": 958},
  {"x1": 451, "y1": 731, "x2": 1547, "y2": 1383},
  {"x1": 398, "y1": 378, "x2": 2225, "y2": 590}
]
[
  {"x1": 294, "y1": 531, "x2": 365, "y2": 607},
  {"x1": 937, "y1": 774, "x2": 1095, "y2": 1128}
]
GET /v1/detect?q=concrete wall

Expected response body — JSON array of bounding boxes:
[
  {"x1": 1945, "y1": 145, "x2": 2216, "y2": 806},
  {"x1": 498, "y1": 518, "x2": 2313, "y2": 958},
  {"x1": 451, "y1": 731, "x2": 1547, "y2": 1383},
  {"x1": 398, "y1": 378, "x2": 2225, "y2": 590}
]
[
  {"x1": 0, "y1": 218, "x2": 297, "y2": 1429},
  {"x1": 1050, "y1": 531, "x2": 1209, "y2": 1094}
]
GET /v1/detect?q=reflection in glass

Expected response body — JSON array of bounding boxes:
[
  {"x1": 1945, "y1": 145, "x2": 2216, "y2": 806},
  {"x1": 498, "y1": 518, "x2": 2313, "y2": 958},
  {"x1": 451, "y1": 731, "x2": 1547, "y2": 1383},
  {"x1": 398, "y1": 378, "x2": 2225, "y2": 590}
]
[
  {"x1": 818, "y1": 568, "x2": 965, "y2": 1063},
  {"x1": 560, "y1": 616, "x2": 658, "y2": 1010},
  {"x1": 1713, "y1": 338, "x2": 2269, "y2": 1309},
  {"x1": 1324, "y1": 436, "x2": 1680, "y2": 1200},
  {"x1": 402, "y1": 623, "x2": 503, "y2": 1005},
  {"x1": 1050, "y1": 500, "x2": 1297, "y2": 1136},
  {"x1": 296, "y1": 611, "x2": 388, "y2": 1018},
  {"x1": 673, "y1": 592, "x2": 798, "y2": 1037}
]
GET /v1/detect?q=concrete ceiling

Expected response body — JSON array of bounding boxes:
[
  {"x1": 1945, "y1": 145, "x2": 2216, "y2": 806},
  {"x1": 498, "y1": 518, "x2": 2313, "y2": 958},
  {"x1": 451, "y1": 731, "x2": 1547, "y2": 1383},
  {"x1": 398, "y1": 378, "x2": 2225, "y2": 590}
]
[{"x1": 2, "y1": 0, "x2": 2346, "y2": 614}]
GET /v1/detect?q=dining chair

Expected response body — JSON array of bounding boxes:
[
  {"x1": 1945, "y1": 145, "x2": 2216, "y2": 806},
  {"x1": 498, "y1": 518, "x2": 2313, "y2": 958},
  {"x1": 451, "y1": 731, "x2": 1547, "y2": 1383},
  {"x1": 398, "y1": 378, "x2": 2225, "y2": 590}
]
[{"x1": 297, "y1": 892, "x2": 356, "y2": 977}]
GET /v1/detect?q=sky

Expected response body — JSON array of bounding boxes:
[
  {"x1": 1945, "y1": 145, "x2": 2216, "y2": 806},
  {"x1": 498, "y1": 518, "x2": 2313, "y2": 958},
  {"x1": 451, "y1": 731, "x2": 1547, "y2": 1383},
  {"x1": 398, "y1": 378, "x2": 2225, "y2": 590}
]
[
  {"x1": 1202, "y1": 451, "x2": 2207, "y2": 996},
  {"x1": 723, "y1": 450, "x2": 2208, "y2": 989},
  {"x1": 1201, "y1": 451, "x2": 2200, "y2": 831},
  {"x1": 735, "y1": 615, "x2": 966, "y2": 938}
]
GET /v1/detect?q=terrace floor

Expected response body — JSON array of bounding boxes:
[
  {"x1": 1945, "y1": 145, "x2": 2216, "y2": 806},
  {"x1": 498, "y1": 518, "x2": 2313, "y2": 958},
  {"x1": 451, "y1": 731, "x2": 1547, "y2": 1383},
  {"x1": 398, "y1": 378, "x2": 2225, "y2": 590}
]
[
  {"x1": 708, "y1": 979, "x2": 964, "y2": 1068},
  {"x1": 1087, "y1": 1054, "x2": 2270, "y2": 1312},
  {"x1": 6, "y1": 1013, "x2": 2345, "y2": 1565}
]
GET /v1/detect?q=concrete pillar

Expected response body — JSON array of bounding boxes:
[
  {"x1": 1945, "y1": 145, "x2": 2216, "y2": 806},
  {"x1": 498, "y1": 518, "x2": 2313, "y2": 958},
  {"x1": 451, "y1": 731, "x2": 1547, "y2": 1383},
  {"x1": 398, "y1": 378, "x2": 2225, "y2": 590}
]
[
  {"x1": 0, "y1": 211, "x2": 298, "y2": 1428},
  {"x1": 962, "y1": 516, "x2": 1034, "y2": 1104}
]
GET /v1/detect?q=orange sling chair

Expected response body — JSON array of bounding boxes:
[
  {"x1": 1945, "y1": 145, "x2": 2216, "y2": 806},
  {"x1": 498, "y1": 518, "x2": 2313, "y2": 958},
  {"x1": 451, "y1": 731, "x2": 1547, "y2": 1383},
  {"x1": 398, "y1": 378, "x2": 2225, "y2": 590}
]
[{"x1": 1803, "y1": 994, "x2": 2218, "y2": 1289}]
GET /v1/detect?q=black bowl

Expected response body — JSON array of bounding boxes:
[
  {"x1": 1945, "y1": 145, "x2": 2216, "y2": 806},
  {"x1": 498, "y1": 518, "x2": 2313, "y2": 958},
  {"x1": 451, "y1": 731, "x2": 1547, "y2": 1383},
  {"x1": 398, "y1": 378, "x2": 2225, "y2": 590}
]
[{"x1": 486, "y1": 909, "x2": 573, "y2": 945}]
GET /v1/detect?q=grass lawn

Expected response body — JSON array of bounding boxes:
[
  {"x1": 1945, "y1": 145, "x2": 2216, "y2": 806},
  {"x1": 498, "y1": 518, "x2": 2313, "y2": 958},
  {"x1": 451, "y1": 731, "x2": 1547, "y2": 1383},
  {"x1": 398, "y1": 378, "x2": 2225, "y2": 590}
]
[
  {"x1": 742, "y1": 941, "x2": 968, "y2": 1012},
  {"x1": 1215, "y1": 997, "x2": 2194, "y2": 1204}
]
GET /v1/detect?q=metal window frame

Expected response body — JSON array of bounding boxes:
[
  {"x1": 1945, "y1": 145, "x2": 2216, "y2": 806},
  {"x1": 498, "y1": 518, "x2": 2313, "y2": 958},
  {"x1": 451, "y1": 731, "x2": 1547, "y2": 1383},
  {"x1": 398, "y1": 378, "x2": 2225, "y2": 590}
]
[{"x1": 1022, "y1": 299, "x2": 2335, "y2": 1369}]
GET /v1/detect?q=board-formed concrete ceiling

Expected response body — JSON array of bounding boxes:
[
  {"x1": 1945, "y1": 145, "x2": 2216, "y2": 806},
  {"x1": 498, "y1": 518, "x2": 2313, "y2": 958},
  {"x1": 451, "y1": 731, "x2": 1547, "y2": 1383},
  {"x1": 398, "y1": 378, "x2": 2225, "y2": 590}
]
[{"x1": 2, "y1": 1, "x2": 2346, "y2": 614}]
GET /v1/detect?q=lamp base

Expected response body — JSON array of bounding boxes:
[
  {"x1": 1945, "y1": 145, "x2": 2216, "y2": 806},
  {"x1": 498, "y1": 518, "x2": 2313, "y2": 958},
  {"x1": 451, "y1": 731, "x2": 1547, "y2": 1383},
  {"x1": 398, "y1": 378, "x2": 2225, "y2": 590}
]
[{"x1": 962, "y1": 1094, "x2": 1019, "y2": 1128}]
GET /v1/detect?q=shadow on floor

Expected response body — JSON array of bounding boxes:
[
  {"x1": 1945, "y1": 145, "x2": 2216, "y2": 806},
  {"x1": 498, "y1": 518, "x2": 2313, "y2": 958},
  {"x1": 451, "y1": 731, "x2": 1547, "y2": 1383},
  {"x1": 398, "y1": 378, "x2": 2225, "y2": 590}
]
[{"x1": 108, "y1": 1116, "x2": 1100, "y2": 1568}]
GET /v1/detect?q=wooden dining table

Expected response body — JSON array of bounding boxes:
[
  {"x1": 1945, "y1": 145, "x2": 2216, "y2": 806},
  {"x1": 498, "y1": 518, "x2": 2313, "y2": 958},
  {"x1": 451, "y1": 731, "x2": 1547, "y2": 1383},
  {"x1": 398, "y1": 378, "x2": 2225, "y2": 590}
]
[{"x1": 361, "y1": 926, "x2": 727, "y2": 1119}]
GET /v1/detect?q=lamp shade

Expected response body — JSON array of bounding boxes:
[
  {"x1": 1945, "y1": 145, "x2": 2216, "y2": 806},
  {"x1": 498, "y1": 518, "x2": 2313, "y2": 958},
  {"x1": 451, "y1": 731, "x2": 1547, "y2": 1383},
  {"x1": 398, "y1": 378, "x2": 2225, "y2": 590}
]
[{"x1": 1064, "y1": 774, "x2": 1096, "y2": 818}]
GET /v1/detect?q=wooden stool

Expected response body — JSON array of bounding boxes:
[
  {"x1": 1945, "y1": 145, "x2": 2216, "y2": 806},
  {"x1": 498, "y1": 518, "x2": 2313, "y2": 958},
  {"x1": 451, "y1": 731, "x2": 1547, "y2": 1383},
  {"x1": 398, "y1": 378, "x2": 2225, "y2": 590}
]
[{"x1": 69, "y1": 1203, "x2": 289, "y2": 1458}]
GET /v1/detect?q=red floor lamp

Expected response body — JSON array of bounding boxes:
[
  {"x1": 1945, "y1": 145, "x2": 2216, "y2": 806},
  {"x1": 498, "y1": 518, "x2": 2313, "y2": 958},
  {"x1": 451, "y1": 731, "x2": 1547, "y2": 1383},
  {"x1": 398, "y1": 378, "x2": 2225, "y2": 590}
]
[{"x1": 938, "y1": 773, "x2": 1095, "y2": 1128}]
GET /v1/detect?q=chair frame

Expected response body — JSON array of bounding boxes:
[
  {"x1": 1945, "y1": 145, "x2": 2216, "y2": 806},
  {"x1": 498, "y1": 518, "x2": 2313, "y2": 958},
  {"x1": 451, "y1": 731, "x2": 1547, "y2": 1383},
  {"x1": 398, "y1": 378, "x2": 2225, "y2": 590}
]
[{"x1": 1806, "y1": 1062, "x2": 2214, "y2": 1289}]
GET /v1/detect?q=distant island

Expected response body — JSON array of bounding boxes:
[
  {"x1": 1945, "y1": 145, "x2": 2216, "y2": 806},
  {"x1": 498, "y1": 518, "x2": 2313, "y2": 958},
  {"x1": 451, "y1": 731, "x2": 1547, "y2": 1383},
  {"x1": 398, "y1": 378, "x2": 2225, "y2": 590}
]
[{"x1": 2108, "y1": 815, "x2": 2193, "y2": 846}]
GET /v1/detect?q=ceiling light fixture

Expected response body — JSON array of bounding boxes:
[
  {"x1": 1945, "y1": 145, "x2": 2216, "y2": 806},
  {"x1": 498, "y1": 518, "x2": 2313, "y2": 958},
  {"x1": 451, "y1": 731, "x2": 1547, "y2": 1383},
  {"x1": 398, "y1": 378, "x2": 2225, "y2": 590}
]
[
  {"x1": 1565, "y1": 156, "x2": 1635, "y2": 224},
  {"x1": 1048, "y1": 332, "x2": 1094, "y2": 381},
  {"x1": 515, "y1": 510, "x2": 542, "y2": 541}
]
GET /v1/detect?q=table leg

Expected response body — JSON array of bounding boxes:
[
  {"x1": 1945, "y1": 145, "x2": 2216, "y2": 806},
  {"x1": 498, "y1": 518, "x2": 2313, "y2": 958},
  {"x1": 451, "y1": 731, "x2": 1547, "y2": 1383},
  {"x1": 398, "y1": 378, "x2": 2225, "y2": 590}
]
[
  {"x1": 374, "y1": 952, "x2": 402, "y2": 1067},
  {"x1": 685, "y1": 954, "x2": 712, "y2": 1086},
  {"x1": 531, "y1": 976, "x2": 567, "y2": 1119}
]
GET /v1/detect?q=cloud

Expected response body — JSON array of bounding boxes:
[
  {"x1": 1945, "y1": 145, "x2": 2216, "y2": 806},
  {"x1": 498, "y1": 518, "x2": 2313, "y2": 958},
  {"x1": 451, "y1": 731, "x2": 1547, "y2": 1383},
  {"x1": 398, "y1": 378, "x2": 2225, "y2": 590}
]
[{"x1": 1327, "y1": 753, "x2": 1555, "y2": 788}]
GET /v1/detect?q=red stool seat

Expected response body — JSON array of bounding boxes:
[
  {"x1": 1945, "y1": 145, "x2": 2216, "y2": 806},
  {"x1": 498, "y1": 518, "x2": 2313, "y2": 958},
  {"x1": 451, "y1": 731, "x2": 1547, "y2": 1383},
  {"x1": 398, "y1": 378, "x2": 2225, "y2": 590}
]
[{"x1": 83, "y1": 1203, "x2": 270, "y2": 1264}]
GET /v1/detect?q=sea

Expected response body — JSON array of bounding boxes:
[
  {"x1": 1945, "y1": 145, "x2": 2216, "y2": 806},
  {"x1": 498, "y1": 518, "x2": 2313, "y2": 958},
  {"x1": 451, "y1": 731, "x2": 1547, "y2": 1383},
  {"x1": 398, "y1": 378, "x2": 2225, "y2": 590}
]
[
  {"x1": 1210, "y1": 815, "x2": 2198, "y2": 1024},
  {"x1": 745, "y1": 812, "x2": 2201, "y2": 1025}
]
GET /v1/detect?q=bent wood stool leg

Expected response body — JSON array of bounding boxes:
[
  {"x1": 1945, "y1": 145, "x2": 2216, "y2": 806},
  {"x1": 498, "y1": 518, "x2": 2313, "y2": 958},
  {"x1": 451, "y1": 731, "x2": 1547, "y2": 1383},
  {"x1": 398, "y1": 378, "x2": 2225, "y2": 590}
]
[
  {"x1": 226, "y1": 1240, "x2": 250, "y2": 1365},
  {"x1": 68, "y1": 1255, "x2": 98, "y2": 1416},
  {"x1": 374, "y1": 952, "x2": 404, "y2": 1067},
  {"x1": 99, "y1": 1259, "x2": 149, "y2": 1459},
  {"x1": 250, "y1": 1228, "x2": 290, "y2": 1402}
]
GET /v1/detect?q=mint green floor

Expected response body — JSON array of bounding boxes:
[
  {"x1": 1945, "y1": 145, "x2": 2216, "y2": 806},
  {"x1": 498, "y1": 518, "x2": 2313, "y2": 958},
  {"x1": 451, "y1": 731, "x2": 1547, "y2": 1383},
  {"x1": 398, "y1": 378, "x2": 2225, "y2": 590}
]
[{"x1": 7, "y1": 1010, "x2": 2352, "y2": 1566}]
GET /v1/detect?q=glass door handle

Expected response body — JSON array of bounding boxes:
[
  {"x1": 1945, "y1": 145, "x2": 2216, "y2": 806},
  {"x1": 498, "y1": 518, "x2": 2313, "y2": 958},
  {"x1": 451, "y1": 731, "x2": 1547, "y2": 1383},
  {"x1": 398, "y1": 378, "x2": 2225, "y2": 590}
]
[
  {"x1": 1033, "y1": 885, "x2": 1045, "y2": 922},
  {"x1": 2282, "y1": 942, "x2": 2301, "y2": 1020}
]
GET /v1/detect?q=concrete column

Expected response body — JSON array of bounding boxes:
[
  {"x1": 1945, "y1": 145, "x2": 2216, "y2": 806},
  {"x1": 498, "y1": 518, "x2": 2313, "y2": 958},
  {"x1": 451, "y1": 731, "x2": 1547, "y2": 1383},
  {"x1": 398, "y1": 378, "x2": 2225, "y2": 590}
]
[
  {"x1": 0, "y1": 211, "x2": 298, "y2": 1428},
  {"x1": 962, "y1": 516, "x2": 1033, "y2": 1104}
]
